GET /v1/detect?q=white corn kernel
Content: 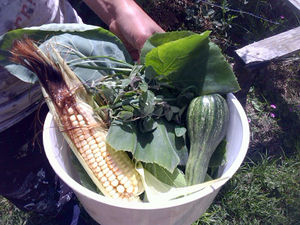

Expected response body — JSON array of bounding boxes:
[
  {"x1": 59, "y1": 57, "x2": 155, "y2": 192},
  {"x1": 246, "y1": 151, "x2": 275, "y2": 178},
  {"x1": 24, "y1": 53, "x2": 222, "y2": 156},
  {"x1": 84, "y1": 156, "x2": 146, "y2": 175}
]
[
  {"x1": 113, "y1": 168, "x2": 121, "y2": 176},
  {"x1": 99, "y1": 160, "x2": 106, "y2": 167},
  {"x1": 116, "y1": 185, "x2": 125, "y2": 193},
  {"x1": 83, "y1": 144, "x2": 89, "y2": 151},
  {"x1": 102, "y1": 167, "x2": 109, "y2": 175},
  {"x1": 95, "y1": 156, "x2": 103, "y2": 163},
  {"x1": 68, "y1": 108, "x2": 74, "y2": 114},
  {"x1": 117, "y1": 174, "x2": 124, "y2": 181},
  {"x1": 81, "y1": 153, "x2": 87, "y2": 159},
  {"x1": 105, "y1": 170, "x2": 113, "y2": 178},
  {"x1": 81, "y1": 140, "x2": 88, "y2": 146},
  {"x1": 87, "y1": 136, "x2": 93, "y2": 142},
  {"x1": 103, "y1": 181, "x2": 110, "y2": 187},
  {"x1": 89, "y1": 139, "x2": 96, "y2": 146},
  {"x1": 77, "y1": 114, "x2": 83, "y2": 121},
  {"x1": 98, "y1": 142, "x2": 105, "y2": 149},
  {"x1": 75, "y1": 142, "x2": 81, "y2": 148},
  {"x1": 72, "y1": 121, "x2": 79, "y2": 127},
  {"x1": 97, "y1": 171, "x2": 104, "y2": 178},
  {"x1": 92, "y1": 162, "x2": 98, "y2": 168},
  {"x1": 95, "y1": 137, "x2": 102, "y2": 143},
  {"x1": 78, "y1": 135, "x2": 85, "y2": 141},
  {"x1": 90, "y1": 144, "x2": 98, "y2": 150},
  {"x1": 100, "y1": 176, "x2": 107, "y2": 183},
  {"x1": 86, "y1": 153, "x2": 93, "y2": 159},
  {"x1": 93, "y1": 148, "x2": 100, "y2": 155},
  {"x1": 70, "y1": 115, "x2": 76, "y2": 121},
  {"x1": 106, "y1": 186, "x2": 113, "y2": 192},
  {"x1": 111, "y1": 179, "x2": 119, "y2": 187},
  {"x1": 93, "y1": 131, "x2": 101, "y2": 138},
  {"x1": 88, "y1": 158, "x2": 96, "y2": 164},
  {"x1": 85, "y1": 149, "x2": 92, "y2": 155},
  {"x1": 102, "y1": 151, "x2": 107, "y2": 158},
  {"x1": 108, "y1": 174, "x2": 116, "y2": 182},
  {"x1": 79, "y1": 148, "x2": 86, "y2": 154}
]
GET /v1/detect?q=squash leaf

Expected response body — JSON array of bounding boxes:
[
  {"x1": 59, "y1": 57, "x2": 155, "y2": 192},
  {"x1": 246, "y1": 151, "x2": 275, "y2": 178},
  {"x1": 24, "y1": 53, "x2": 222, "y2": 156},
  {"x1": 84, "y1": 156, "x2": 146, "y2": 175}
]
[
  {"x1": 136, "y1": 163, "x2": 229, "y2": 203},
  {"x1": 141, "y1": 31, "x2": 240, "y2": 96},
  {"x1": 144, "y1": 31, "x2": 210, "y2": 76},
  {"x1": 106, "y1": 120, "x2": 138, "y2": 152},
  {"x1": 143, "y1": 163, "x2": 186, "y2": 187},
  {"x1": 140, "y1": 30, "x2": 195, "y2": 62},
  {"x1": 107, "y1": 119, "x2": 188, "y2": 173}
]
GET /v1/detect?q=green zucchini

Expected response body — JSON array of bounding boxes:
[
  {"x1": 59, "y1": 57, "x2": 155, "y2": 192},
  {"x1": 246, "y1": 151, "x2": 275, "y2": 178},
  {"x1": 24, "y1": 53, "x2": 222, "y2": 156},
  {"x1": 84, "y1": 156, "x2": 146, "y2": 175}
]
[{"x1": 185, "y1": 94, "x2": 229, "y2": 185}]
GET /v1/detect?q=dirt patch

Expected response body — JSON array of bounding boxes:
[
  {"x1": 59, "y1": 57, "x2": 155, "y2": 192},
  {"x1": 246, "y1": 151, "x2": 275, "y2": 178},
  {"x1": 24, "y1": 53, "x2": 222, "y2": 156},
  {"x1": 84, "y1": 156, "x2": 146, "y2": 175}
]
[
  {"x1": 247, "y1": 60, "x2": 300, "y2": 157},
  {"x1": 141, "y1": 0, "x2": 300, "y2": 159}
]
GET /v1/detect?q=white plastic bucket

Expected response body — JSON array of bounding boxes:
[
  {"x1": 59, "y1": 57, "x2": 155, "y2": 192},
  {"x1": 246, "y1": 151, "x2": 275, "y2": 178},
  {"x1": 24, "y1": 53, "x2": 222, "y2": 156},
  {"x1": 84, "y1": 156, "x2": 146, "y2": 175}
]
[{"x1": 43, "y1": 93, "x2": 250, "y2": 225}]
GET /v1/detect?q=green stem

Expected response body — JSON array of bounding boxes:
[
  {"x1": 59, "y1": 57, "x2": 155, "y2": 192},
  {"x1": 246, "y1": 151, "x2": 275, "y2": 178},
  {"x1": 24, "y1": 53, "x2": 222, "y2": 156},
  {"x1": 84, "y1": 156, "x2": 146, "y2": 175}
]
[{"x1": 74, "y1": 64, "x2": 132, "y2": 72}]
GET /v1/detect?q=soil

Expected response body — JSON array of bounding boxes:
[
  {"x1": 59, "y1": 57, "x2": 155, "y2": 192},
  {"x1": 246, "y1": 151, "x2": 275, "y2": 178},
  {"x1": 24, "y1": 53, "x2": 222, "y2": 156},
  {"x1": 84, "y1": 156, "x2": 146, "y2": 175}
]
[{"x1": 139, "y1": 0, "x2": 300, "y2": 159}]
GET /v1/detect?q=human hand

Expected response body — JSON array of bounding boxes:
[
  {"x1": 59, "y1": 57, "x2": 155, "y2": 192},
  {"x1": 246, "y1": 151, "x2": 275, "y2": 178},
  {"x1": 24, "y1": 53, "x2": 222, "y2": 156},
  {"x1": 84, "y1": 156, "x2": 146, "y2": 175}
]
[
  {"x1": 83, "y1": 0, "x2": 164, "y2": 60},
  {"x1": 108, "y1": 1, "x2": 164, "y2": 60}
]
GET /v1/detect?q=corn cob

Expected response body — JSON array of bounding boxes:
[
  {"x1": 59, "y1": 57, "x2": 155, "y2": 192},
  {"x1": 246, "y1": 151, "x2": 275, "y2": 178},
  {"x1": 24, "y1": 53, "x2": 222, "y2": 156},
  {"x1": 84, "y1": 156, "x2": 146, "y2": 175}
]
[
  {"x1": 62, "y1": 103, "x2": 144, "y2": 200},
  {"x1": 10, "y1": 39, "x2": 144, "y2": 201}
]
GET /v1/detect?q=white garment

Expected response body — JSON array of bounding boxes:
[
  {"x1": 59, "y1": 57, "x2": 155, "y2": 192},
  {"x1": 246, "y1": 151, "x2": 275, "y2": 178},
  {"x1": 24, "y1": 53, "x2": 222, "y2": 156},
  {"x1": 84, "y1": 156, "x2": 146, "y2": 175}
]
[{"x1": 0, "y1": 0, "x2": 82, "y2": 132}]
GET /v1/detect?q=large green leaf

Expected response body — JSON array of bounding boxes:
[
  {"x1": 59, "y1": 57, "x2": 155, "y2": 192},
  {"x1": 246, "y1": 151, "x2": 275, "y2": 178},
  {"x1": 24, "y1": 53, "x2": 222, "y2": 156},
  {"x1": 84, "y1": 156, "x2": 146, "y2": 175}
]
[
  {"x1": 144, "y1": 163, "x2": 186, "y2": 187},
  {"x1": 141, "y1": 31, "x2": 240, "y2": 95},
  {"x1": 144, "y1": 31, "x2": 210, "y2": 76},
  {"x1": 106, "y1": 120, "x2": 138, "y2": 152},
  {"x1": 0, "y1": 23, "x2": 132, "y2": 84},
  {"x1": 107, "y1": 119, "x2": 188, "y2": 173},
  {"x1": 140, "y1": 30, "x2": 195, "y2": 63},
  {"x1": 134, "y1": 119, "x2": 185, "y2": 172},
  {"x1": 136, "y1": 163, "x2": 229, "y2": 203}
]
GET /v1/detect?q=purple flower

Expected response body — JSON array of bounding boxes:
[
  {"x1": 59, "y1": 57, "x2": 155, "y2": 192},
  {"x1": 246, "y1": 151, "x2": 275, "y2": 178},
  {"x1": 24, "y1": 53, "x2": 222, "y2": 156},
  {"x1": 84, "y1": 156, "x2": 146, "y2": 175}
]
[
  {"x1": 280, "y1": 16, "x2": 285, "y2": 19},
  {"x1": 270, "y1": 113, "x2": 275, "y2": 118},
  {"x1": 248, "y1": 118, "x2": 251, "y2": 123},
  {"x1": 270, "y1": 104, "x2": 276, "y2": 109}
]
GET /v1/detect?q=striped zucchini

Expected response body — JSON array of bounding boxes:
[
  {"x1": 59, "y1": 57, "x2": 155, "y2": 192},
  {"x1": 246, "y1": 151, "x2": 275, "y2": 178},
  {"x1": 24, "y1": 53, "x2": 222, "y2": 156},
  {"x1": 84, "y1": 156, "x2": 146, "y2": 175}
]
[
  {"x1": 10, "y1": 39, "x2": 144, "y2": 201},
  {"x1": 185, "y1": 94, "x2": 229, "y2": 185}
]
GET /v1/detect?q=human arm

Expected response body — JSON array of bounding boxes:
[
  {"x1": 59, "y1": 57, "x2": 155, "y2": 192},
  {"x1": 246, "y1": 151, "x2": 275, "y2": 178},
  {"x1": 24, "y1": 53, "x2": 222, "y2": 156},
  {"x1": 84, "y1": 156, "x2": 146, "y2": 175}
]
[{"x1": 82, "y1": 0, "x2": 164, "y2": 59}]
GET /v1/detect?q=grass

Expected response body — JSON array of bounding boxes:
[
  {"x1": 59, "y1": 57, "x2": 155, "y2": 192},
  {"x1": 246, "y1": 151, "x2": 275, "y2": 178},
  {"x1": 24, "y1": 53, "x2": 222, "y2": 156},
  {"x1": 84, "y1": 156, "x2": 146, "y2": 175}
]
[
  {"x1": 1, "y1": 0, "x2": 300, "y2": 224},
  {"x1": 194, "y1": 152, "x2": 300, "y2": 224},
  {"x1": 0, "y1": 198, "x2": 29, "y2": 225}
]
